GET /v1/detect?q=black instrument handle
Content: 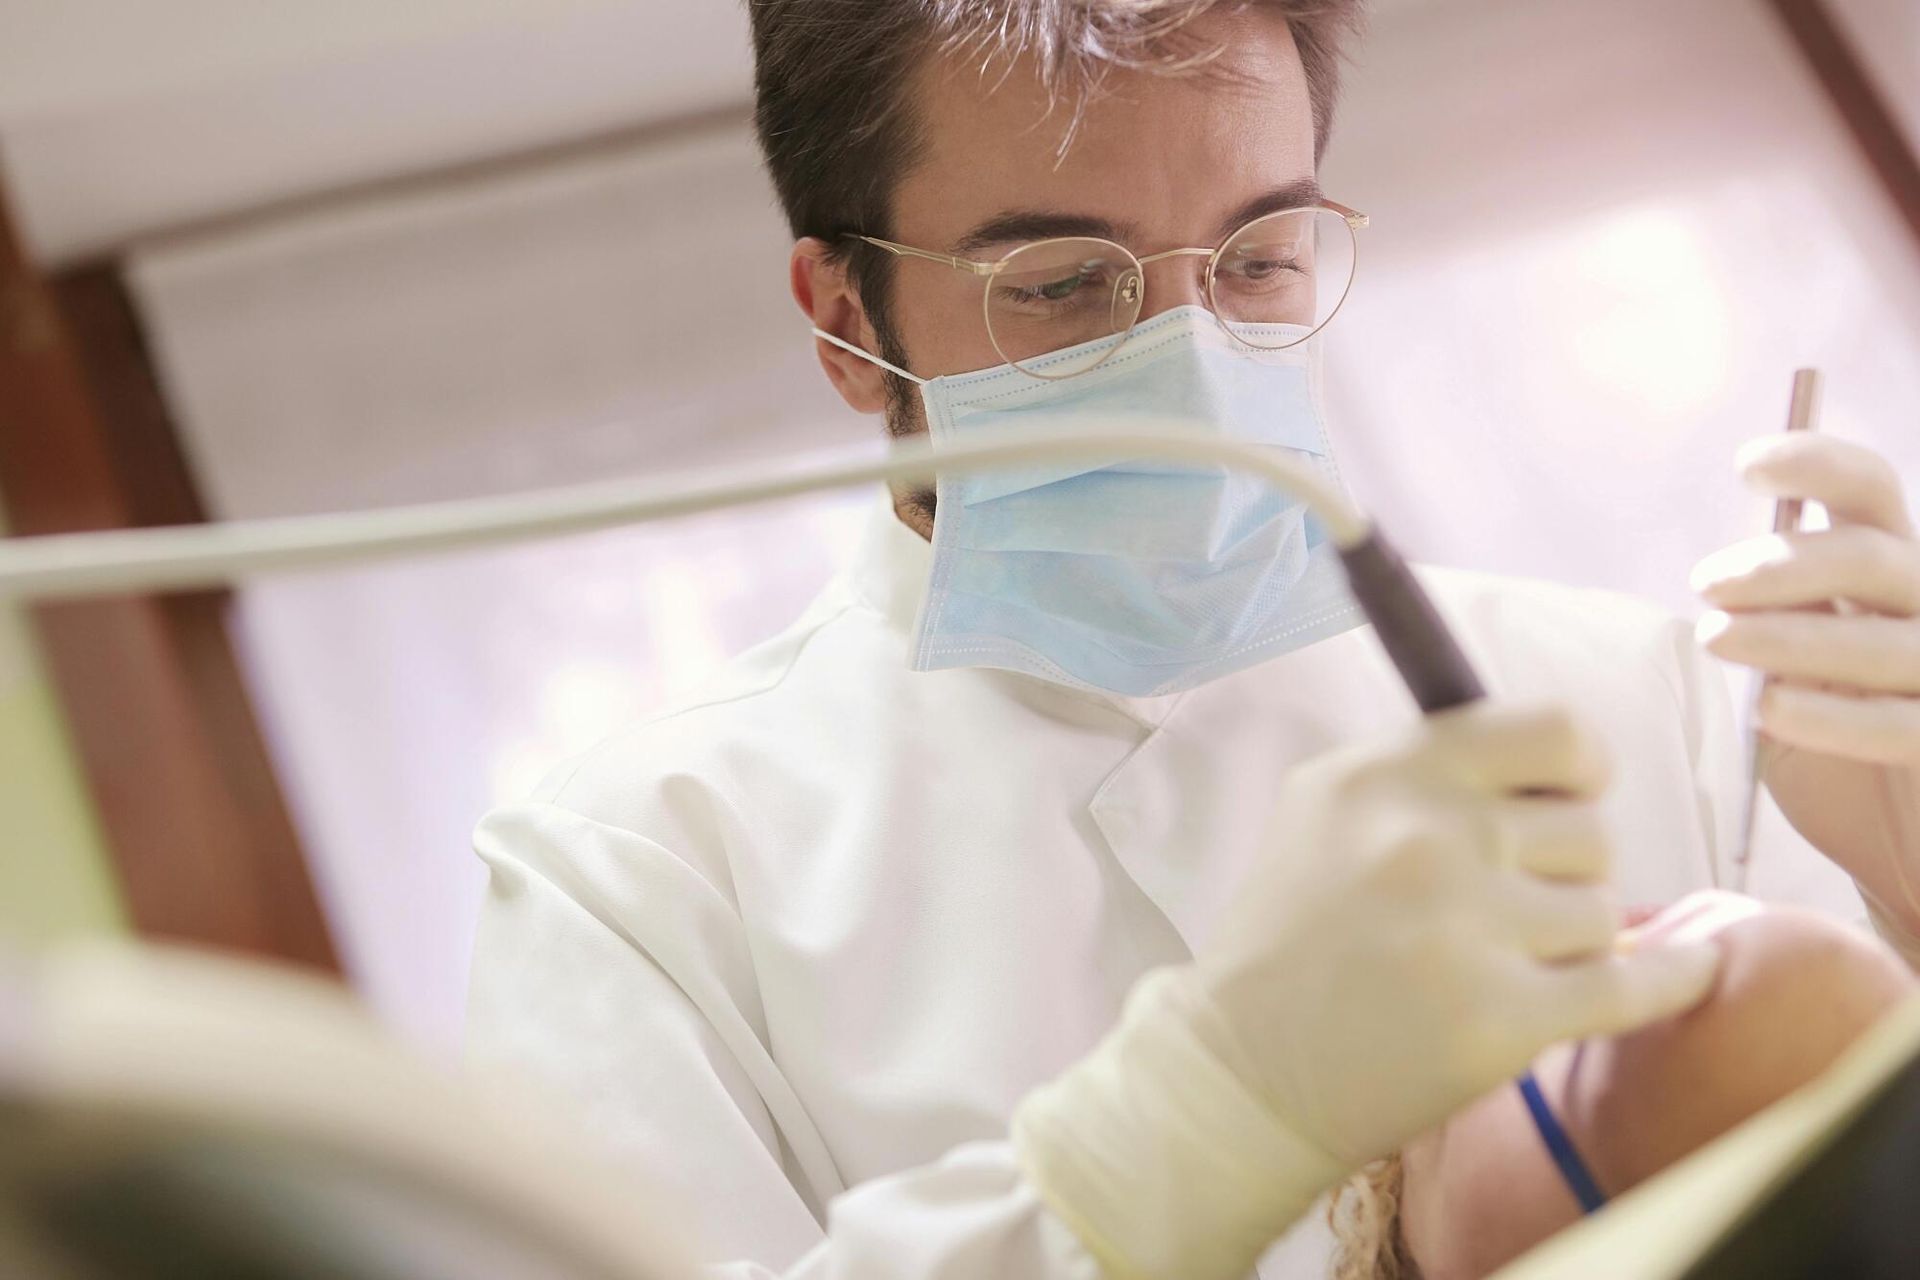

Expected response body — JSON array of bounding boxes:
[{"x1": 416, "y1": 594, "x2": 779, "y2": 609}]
[{"x1": 1338, "y1": 530, "x2": 1487, "y2": 714}]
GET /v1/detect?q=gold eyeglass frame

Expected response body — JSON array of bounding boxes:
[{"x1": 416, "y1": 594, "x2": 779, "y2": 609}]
[{"x1": 847, "y1": 199, "x2": 1368, "y2": 380}]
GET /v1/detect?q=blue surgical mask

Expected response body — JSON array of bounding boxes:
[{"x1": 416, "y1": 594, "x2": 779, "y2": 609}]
[{"x1": 815, "y1": 305, "x2": 1363, "y2": 697}]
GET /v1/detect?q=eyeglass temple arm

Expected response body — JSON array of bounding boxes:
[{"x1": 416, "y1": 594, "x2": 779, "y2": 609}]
[
  {"x1": 1322, "y1": 200, "x2": 1370, "y2": 230},
  {"x1": 849, "y1": 235, "x2": 997, "y2": 277}
]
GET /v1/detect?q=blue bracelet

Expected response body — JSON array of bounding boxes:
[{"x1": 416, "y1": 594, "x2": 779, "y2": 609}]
[{"x1": 1517, "y1": 1069, "x2": 1609, "y2": 1214}]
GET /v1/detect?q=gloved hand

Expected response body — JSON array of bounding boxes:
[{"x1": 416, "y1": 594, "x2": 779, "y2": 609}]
[
  {"x1": 1692, "y1": 433, "x2": 1920, "y2": 954},
  {"x1": 1013, "y1": 702, "x2": 1721, "y2": 1280}
]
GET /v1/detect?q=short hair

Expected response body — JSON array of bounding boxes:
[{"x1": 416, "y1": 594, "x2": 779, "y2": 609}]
[{"x1": 748, "y1": 0, "x2": 1367, "y2": 356}]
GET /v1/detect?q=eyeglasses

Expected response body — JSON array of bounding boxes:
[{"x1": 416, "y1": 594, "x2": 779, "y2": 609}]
[{"x1": 847, "y1": 201, "x2": 1367, "y2": 380}]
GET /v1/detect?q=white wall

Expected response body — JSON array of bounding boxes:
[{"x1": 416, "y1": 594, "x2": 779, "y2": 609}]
[
  {"x1": 0, "y1": 0, "x2": 753, "y2": 265},
  {"x1": 125, "y1": 0, "x2": 1920, "y2": 1042},
  {"x1": 1319, "y1": 0, "x2": 1920, "y2": 601},
  {"x1": 130, "y1": 123, "x2": 873, "y2": 1046}
]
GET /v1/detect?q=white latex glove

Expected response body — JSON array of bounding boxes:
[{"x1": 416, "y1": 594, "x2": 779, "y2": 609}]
[
  {"x1": 1014, "y1": 702, "x2": 1721, "y2": 1280},
  {"x1": 1693, "y1": 433, "x2": 1920, "y2": 949}
]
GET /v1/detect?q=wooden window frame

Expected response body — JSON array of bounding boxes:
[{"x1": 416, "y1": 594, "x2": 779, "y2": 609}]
[{"x1": 0, "y1": 188, "x2": 337, "y2": 972}]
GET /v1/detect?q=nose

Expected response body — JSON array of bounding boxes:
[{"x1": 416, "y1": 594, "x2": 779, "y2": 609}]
[{"x1": 1133, "y1": 253, "x2": 1210, "y2": 323}]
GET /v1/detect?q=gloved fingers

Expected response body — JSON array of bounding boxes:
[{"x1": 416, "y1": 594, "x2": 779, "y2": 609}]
[
  {"x1": 1697, "y1": 610, "x2": 1920, "y2": 694},
  {"x1": 1420, "y1": 701, "x2": 1612, "y2": 798},
  {"x1": 1617, "y1": 889, "x2": 1766, "y2": 948},
  {"x1": 1531, "y1": 941, "x2": 1722, "y2": 1043},
  {"x1": 1497, "y1": 875, "x2": 1618, "y2": 961},
  {"x1": 1736, "y1": 433, "x2": 1915, "y2": 536},
  {"x1": 1692, "y1": 527, "x2": 1920, "y2": 618},
  {"x1": 1759, "y1": 683, "x2": 1920, "y2": 766},
  {"x1": 1494, "y1": 797, "x2": 1611, "y2": 881}
]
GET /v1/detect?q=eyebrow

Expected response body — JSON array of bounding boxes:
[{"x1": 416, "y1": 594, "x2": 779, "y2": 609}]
[
  {"x1": 948, "y1": 175, "x2": 1326, "y2": 260},
  {"x1": 950, "y1": 212, "x2": 1132, "y2": 257},
  {"x1": 1211, "y1": 177, "x2": 1325, "y2": 242}
]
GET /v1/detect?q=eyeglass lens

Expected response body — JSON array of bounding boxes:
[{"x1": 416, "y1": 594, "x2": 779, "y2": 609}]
[{"x1": 983, "y1": 208, "x2": 1355, "y2": 378}]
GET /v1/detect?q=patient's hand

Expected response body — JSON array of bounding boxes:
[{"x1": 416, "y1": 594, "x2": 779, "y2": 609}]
[{"x1": 1390, "y1": 891, "x2": 1916, "y2": 1280}]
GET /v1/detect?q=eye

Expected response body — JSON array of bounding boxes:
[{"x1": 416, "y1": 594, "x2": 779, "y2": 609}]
[
  {"x1": 1035, "y1": 272, "x2": 1089, "y2": 301},
  {"x1": 1221, "y1": 249, "x2": 1308, "y2": 285},
  {"x1": 1002, "y1": 265, "x2": 1104, "y2": 306}
]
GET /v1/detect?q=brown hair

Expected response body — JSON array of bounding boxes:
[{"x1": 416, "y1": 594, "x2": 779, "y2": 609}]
[{"x1": 748, "y1": 0, "x2": 1367, "y2": 371}]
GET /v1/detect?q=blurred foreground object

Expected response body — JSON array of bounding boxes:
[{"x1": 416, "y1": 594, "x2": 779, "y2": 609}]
[
  {"x1": 0, "y1": 944, "x2": 693, "y2": 1279},
  {"x1": 1495, "y1": 994, "x2": 1920, "y2": 1278}
]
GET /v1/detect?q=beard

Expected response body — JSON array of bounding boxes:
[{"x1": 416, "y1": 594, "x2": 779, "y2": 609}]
[{"x1": 878, "y1": 326, "x2": 937, "y2": 533}]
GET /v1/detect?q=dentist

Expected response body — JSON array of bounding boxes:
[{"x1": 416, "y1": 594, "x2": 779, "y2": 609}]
[{"x1": 468, "y1": 2, "x2": 1920, "y2": 1277}]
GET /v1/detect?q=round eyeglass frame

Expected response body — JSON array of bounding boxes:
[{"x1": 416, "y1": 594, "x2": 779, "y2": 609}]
[{"x1": 847, "y1": 200, "x2": 1368, "y2": 381}]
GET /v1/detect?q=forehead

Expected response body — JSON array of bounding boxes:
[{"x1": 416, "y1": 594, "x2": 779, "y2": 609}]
[{"x1": 890, "y1": 6, "x2": 1316, "y2": 252}]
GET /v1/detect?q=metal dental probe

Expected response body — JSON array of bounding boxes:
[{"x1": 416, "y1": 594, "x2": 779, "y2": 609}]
[{"x1": 1729, "y1": 368, "x2": 1821, "y2": 894}]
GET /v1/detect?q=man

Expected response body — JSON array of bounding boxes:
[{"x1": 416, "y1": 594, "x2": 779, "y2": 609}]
[{"x1": 468, "y1": 2, "x2": 1920, "y2": 1277}]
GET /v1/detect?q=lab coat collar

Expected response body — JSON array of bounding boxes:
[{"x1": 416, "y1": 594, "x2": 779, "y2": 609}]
[
  {"x1": 845, "y1": 490, "x2": 1188, "y2": 730},
  {"x1": 1090, "y1": 625, "x2": 1408, "y2": 952},
  {"x1": 844, "y1": 488, "x2": 1407, "y2": 952}
]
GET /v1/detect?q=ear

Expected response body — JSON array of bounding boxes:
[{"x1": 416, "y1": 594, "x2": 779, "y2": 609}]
[{"x1": 792, "y1": 238, "x2": 893, "y2": 415}]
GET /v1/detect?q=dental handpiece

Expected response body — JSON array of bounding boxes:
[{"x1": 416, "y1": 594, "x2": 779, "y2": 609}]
[
  {"x1": 0, "y1": 420, "x2": 1480, "y2": 711},
  {"x1": 0, "y1": 420, "x2": 1488, "y2": 713},
  {"x1": 0, "y1": 426, "x2": 1363, "y2": 602},
  {"x1": 1336, "y1": 532, "x2": 1486, "y2": 710},
  {"x1": 1332, "y1": 511, "x2": 1603, "y2": 1207},
  {"x1": 0, "y1": 420, "x2": 1550, "y2": 1188}
]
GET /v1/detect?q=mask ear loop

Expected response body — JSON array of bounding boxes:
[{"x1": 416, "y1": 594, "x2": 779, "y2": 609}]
[{"x1": 812, "y1": 328, "x2": 928, "y2": 386}]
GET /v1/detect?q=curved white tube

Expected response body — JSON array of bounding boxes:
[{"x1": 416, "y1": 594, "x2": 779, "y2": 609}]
[{"x1": 0, "y1": 423, "x2": 1367, "y2": 603}]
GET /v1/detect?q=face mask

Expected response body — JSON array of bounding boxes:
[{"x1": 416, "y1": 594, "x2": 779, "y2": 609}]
[{"x1": 815, "y1": 305, "x2": 1364, "y2": 697}]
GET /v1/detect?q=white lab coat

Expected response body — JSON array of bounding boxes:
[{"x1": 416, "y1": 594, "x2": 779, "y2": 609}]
[{"x1": 468, "y1": 494, "x2": 1744, "y2": 1279}]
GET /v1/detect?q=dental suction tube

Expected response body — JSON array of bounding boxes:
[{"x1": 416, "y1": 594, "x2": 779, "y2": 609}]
[
  {"x1": 0, "y1": 421, "x2": 1485, "y2": 714},
  {"x1": 0, "y1": 426, "x2": 1361, "y2": 602},
  {"x1": 0, "y1": 423, "x2": 1476, "y2": 711},
  {"x1": 0, "y1": 419, "x2": 1537, "y2": 1190},
  {"x1": 0, "y1": 419, "x2": 1483, "y2": 718}
]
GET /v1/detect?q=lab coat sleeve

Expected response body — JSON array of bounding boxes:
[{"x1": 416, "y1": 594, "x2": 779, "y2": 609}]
[
  {"x1": 468, "y1": 802, "x2": 1101, "y2": 1280},
  {"x1": 733, "y1": 1146, "x2": 1104, "y2": 1280},
  {"x1": 1662, "y1": 614, "x2": 1744, "y2": 885}
]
